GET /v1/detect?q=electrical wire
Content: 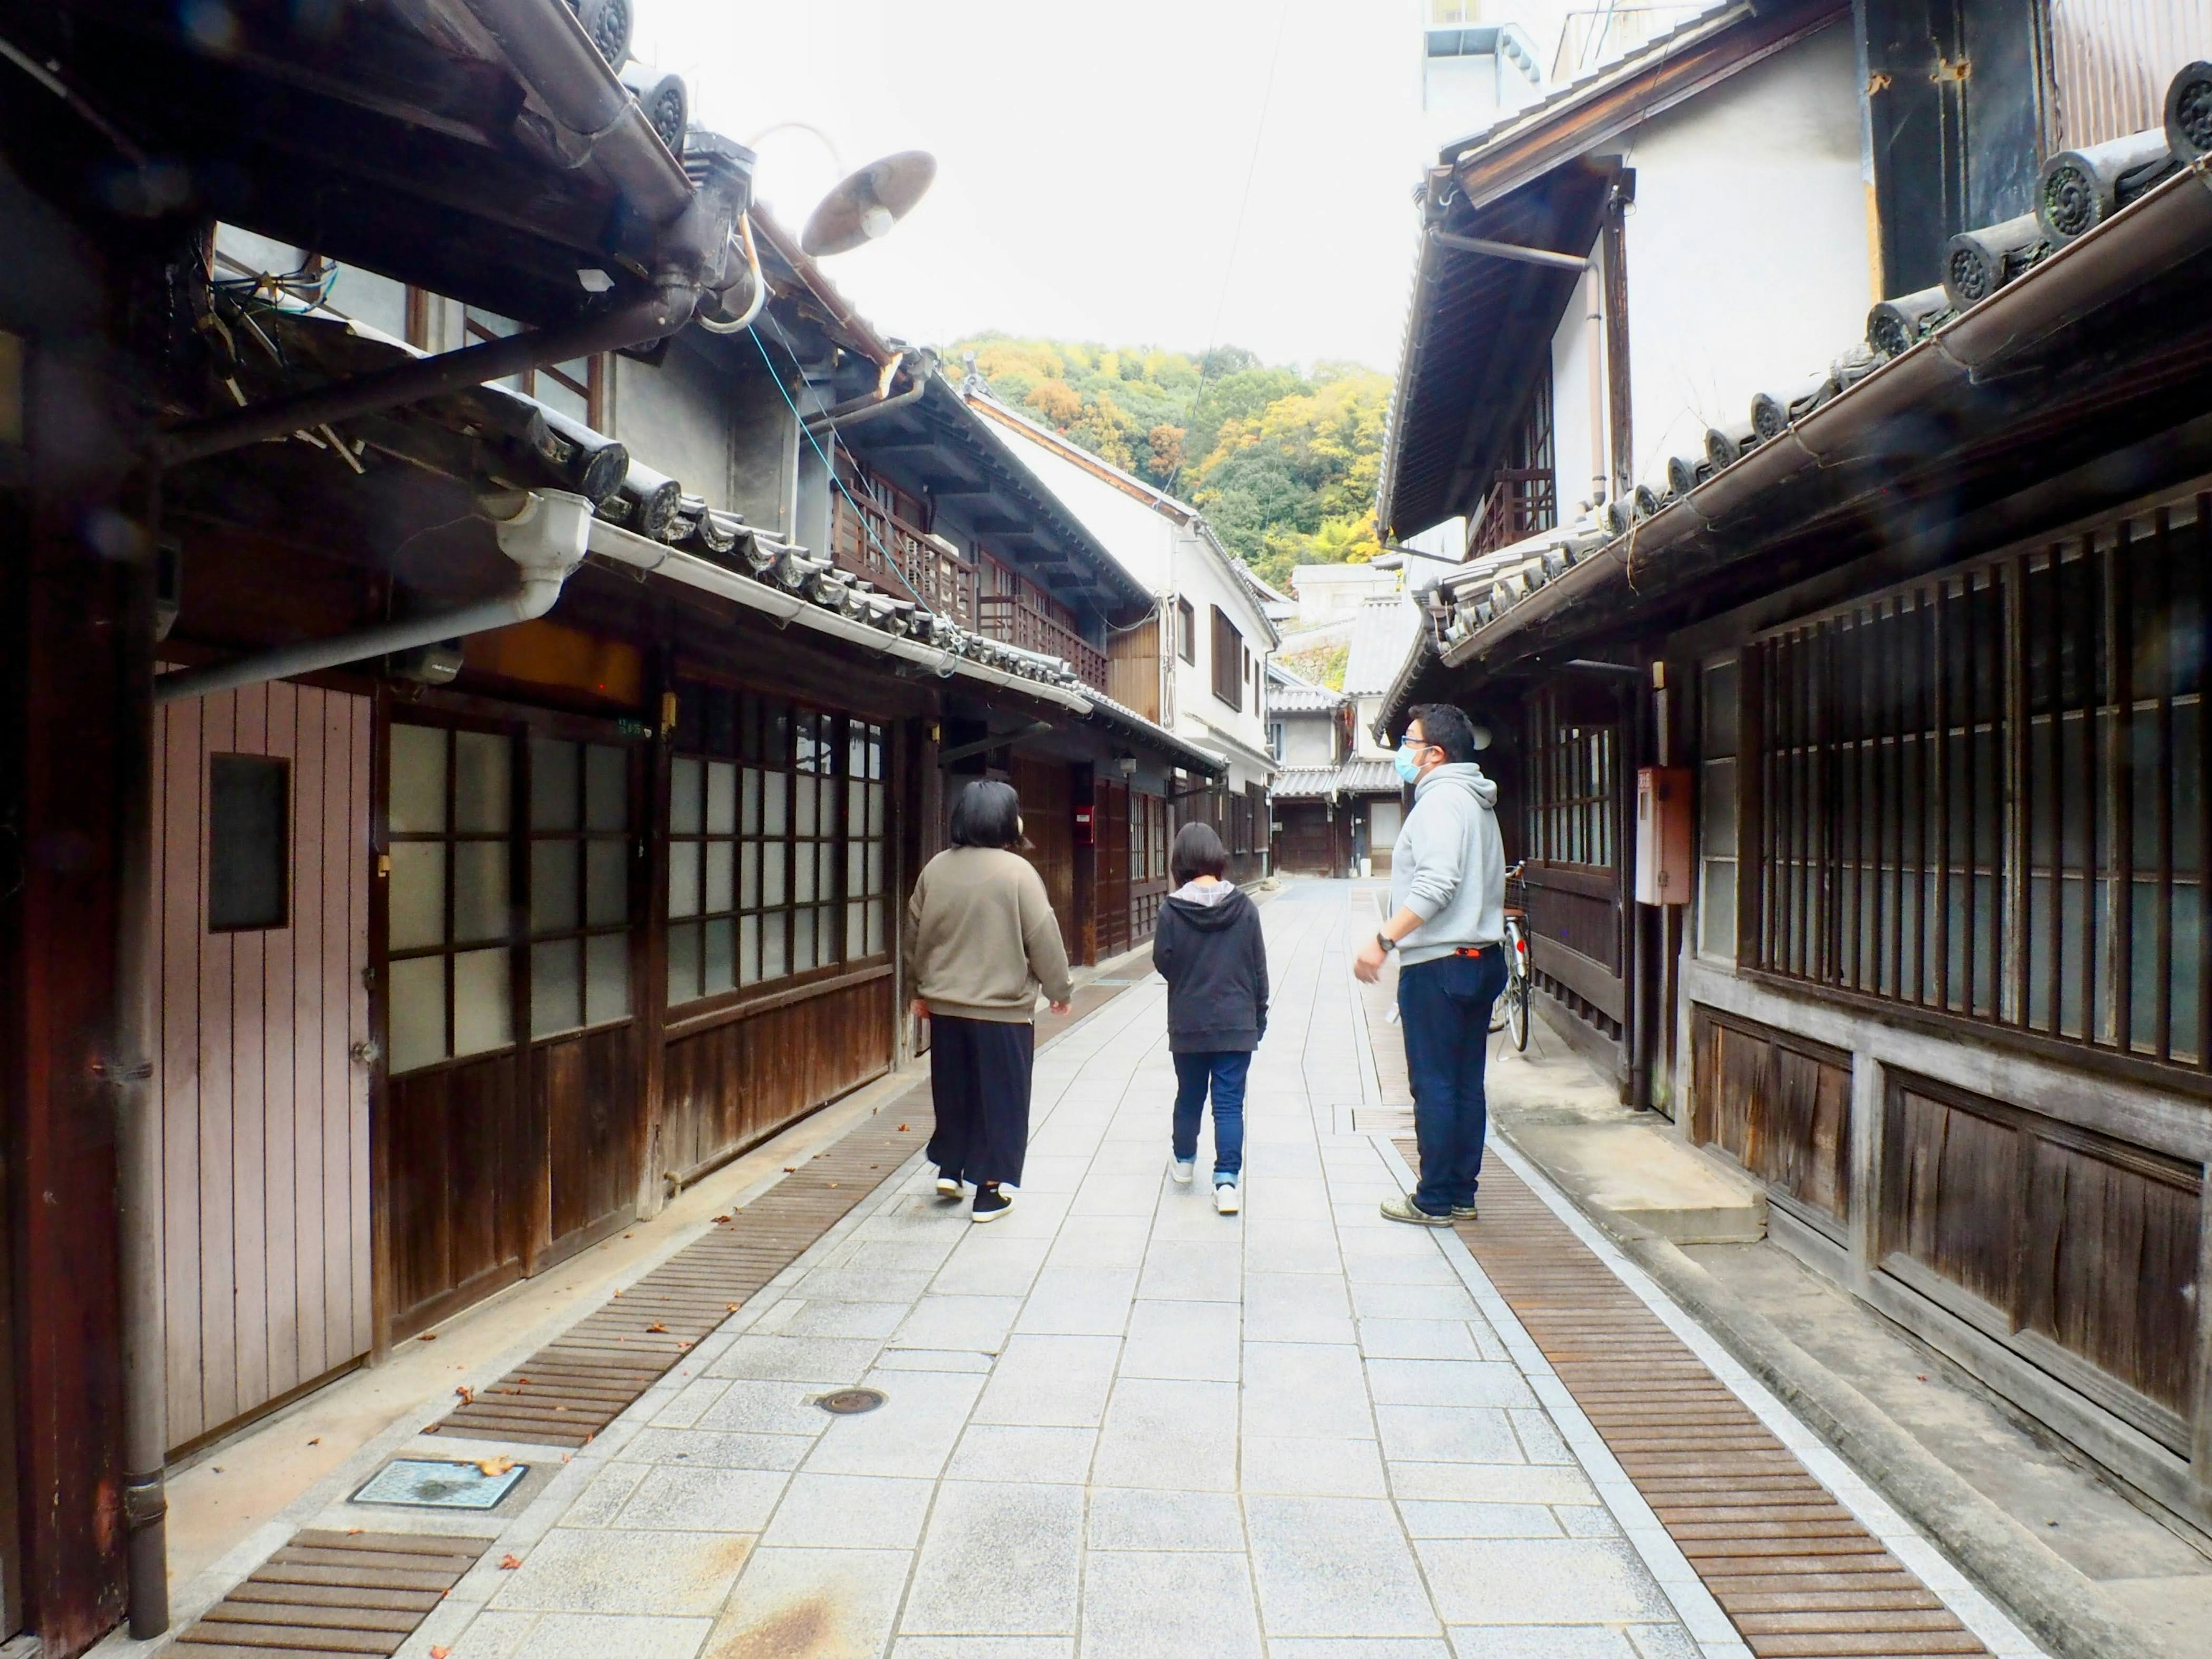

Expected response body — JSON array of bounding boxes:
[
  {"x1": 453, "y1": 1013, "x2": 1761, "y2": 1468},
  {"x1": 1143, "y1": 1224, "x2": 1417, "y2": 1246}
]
[{"x1": 744, "y1": 323, "x2": 938, "y2": 616}]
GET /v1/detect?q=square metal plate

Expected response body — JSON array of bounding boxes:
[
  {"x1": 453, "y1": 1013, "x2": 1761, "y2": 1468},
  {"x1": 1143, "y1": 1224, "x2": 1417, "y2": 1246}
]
[{"x1": 350, "y1": 1458, "x2": 528, "y2": 1511}]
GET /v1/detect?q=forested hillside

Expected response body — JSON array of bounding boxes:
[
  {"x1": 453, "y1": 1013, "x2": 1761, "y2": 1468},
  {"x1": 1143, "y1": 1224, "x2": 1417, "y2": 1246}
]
[{"x1": 954, "y1": 336, "x2": 1390, "y2": 589}]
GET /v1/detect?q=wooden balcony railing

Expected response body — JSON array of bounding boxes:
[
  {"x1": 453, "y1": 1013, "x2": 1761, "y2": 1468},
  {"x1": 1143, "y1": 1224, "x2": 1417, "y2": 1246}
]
[
  {"x1": 831, "y1": 494, "x2": 975, "y2": 626},
  {"x1": 1468, "y1": 468, "x2": 1559, "y2": 559},
  {"x1": 978, "y1": 596, "x2": 1109, "y2": 693}
]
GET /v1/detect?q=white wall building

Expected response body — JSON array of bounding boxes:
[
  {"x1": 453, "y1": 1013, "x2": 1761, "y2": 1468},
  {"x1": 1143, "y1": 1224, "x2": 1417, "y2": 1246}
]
[{"x1": 965, "y1": 390, "x2": 1281, "y2": 803}]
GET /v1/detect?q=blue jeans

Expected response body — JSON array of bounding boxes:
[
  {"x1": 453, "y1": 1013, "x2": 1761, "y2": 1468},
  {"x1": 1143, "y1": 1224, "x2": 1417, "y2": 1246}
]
[
  {"x1": 1172, "y1": 1051, "x2": 1249, "y2": 1181},
  {"x1": 1398, "y1": 948, "x2": 1508, "y2": 1214}
]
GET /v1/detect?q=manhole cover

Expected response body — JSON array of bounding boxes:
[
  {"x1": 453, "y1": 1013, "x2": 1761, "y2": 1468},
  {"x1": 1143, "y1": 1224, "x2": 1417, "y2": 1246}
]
[
  {"x1": 350, "y1": 1458, "x2": 528, "y2": 1510},
  {"x1": 816, "y1": 1388, "x2": 887, "y2": 1415}
]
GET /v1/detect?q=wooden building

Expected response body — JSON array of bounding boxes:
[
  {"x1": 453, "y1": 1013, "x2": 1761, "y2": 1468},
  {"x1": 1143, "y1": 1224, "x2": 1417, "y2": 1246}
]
[
  {"x1": 0, "y1": 1, "x2": 1219, "y2": 1649},
  {"x1": 1376, "y1": 0, "x2": 2212, "y2": 1535},
  {"x1": 1266, "y1": 663, "x2": 1401, "y2": 877}
]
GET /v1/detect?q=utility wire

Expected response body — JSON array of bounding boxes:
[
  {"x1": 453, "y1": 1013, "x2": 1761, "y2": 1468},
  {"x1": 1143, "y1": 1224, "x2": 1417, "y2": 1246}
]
[{"x1": 744, "y1": 324, "x2": 938, "y2": 617}]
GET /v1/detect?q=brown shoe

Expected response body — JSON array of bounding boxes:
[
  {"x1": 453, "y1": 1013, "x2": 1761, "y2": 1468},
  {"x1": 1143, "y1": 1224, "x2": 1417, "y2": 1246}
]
[{"x1": 1379, "y1": 1194, "x2": 1454, "y2": 1228}]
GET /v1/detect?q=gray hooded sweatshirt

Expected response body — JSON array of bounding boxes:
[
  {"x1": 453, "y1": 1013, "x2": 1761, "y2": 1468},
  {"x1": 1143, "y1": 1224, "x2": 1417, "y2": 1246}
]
[{"x1": 1388, "y1": 762, "x2": 1506, "y2": 966}]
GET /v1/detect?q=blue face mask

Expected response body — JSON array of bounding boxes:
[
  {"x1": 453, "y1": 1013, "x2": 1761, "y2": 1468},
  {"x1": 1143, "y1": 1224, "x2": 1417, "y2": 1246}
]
[{"x1": 1393, "y1": 743, "x2": 1427, "y2": 784}]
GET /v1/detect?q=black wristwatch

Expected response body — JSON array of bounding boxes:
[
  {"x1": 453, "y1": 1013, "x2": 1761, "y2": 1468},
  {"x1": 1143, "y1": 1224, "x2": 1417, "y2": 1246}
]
[{"x1": 1376, "y1": 931, "x2": 1398, "y2": 955}]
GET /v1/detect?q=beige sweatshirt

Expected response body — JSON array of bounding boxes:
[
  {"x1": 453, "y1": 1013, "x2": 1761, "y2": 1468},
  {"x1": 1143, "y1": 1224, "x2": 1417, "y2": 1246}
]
[{"x1": 905, "y1": 847, "x2": 1075, "y2": 1022}]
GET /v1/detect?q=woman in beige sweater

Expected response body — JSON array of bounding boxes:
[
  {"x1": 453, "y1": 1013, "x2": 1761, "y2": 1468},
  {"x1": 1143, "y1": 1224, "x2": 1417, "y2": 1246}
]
[{"x1": 907, "y1": 780, "x2": 1074, "y2": 1221}]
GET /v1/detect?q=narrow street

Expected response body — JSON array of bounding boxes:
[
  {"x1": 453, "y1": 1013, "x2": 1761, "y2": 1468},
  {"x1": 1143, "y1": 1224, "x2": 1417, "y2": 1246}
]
[{"x1": 150, "y1": 882, "x2": 2035, "y2": 1659}]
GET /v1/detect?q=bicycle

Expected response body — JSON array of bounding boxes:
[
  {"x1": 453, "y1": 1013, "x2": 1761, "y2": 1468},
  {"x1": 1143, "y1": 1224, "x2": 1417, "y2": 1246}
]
[{"x1": 1493, "y1": 861, "x2": 1532, "y2": 1052}]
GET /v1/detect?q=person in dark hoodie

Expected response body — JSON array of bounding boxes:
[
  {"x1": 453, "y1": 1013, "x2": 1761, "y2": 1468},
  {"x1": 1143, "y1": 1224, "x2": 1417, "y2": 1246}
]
[{"x1": 1152, "y1": 821, "x2": 1268, "y2": 1215}]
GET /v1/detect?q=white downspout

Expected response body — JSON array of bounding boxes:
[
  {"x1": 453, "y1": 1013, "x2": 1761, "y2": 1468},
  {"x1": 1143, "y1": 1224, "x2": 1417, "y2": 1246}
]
[{"x1": 154, "y1": 490, "x2": 593, "y2": 704}]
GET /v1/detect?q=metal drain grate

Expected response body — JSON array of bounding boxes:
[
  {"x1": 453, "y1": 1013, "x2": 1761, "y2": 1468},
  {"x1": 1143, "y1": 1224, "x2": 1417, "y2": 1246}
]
[
  {"x1": 351, "y1": 1457, "x2": 527, "y2": 1510},
  {"x1": 174, "y1": 1529, "x2": 488, "y2": 1657},
  {"x1": 815, "y1": 1387, "x2": 886, "y2": 1415}
]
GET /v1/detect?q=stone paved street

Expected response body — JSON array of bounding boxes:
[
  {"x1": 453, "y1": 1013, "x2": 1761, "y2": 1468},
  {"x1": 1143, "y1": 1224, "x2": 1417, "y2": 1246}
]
[{"x1": 407, "y1": 883, "x2": 1729, "y2": 1659}]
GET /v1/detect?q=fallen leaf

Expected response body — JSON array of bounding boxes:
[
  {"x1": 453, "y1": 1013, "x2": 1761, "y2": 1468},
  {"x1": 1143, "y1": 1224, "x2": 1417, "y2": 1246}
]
[
  {"x1": 1916, "y1": 1374, "x2": 1929, "y2": 1381},
  {"x1": 346, "y1": 1527, "x2": 363, "y2": 1535},
  {"x1": 475, "y1": 1456, "x2": 515, "y2": 1477},
  {"x1": 498, "y1": 1554, "x2": 522, "y2": 1570},
  {"x1": 783, "y1": 1166, "x2": 797, "y2": 1173},
  {"x1": 646, "y1": 1322, "x2": 669, "y2": 1334},
  {"x1": 676, "y1": 1340, "x2": 693, "y2": 1351},
  {"x1": 711, "y1": 1214, "x2": 731, "y2": 1223},
  {"x1": 418, "y1": 1332, "x2": 438, "y2": 1341},
  {"x1": 307, "y1": 1437, "x2": 321, "y2": 1446},
  {"x1": 454, "y1": 1385, "x2": 474, "y2": 1404},
  {"x1": 211, "y1": 1467, "x2": 223, "y2": 1474},
  {"x1": 561, "y1": 1453, "x2": 573, "y2": 1463},
  {"x1": 431, "y1": 1647, "x2": 452, "y2": 1658},
  {"x1": 516, "y1": 1376, "x2": 530, "y2": 1384},
  {"x1": 897, "y1": 1123, "x2": 908, "y2": 1131},
  {"x1": 611, "y1": 1289, "x2": 622, "y2": 1297},
  {"x1": 726, "y1": 1302, "x2": 741, "y2": 1312}
]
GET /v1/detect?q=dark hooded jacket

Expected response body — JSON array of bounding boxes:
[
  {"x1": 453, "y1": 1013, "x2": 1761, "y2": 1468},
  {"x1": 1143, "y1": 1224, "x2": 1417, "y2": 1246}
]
[{"x1": 1152, "y1": 880, "x2": 1269, "y2": 1054}]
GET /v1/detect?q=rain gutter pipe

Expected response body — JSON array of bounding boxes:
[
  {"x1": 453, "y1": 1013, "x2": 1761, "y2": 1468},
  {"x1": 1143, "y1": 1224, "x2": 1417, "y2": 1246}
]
[
  {"x1": 583, "y1": 521, "x2": 1094, "y2": 713},
  {"x1": 1430, "y1": 229, "x2": 1593, "y2": 273},
  {"x1": 805, "y1": 350, "x2": 934, "y2": 433},
  {"x1": 151, "y1": 289, "x2": 694, "y2": 469},
  {"x1": 154, "y1": 491, "x2": 595, "y2": 704},
  {"x1": 456, "y1": 0, "x2": 693, "y2": 227},
  {"x1": 1430, "y1": 153, "x2": 2212, "y2": 677}
]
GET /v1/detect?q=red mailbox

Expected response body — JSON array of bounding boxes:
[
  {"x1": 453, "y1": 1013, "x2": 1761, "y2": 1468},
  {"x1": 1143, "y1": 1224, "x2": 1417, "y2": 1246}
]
[{"x1": 1634, "y1": 766, "x2": 1694, "y2": 906}]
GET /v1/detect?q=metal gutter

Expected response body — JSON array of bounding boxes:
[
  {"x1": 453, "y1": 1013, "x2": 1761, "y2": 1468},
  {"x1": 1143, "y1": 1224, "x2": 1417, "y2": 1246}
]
[
  {"x1": 1419, "y1": 154, "x2": 2212, "y2": 690},
  {"x1": 455, "y1": 0, "x2": 692, "y2": 229},
  {"x1": 156, "y1": 289, "x2": 693, "y2": 468},
  {"x1": 583, "y1": 521, "x2": 1092, "y2": 712},
  {"x1": 156, "y1": 492, "x2": 595, "y2": 703},
  {"x1": 805, "y1": 350, "x2": 934, "y2": 433}
]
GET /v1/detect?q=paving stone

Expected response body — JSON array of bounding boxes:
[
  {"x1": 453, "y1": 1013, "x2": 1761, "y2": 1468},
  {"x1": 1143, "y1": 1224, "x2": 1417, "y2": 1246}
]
[
  {"x1": 482, "y1": 1613, "x2": 711, "y2": 1659},
  {"x1": 1241, "y1": 1434, "x2": 1389, "y2": 1497},
  {"x1": 1351, "y1": 1282, "x2": 1483, "y2": 1321},
  {"x1": 1374, "y1": 1404, "x2": 1524, "y2": 1465},
  {"x1": 1387, "y1": 1463, "x2": 1604, "y2": 1505},
  {"x1": 704, "y1": 1336, "x2": 884, "y2": 1384},
  {"x1": 1266, "y1": 1643, "x2": 1455, "y2": 1659},
  {"x1": 800, "y1": 1368, "x2": 983, "y2": 1479},
  {"x1": 931, "y1": 1233, "x2": 1052, "y2": 1297},
  {"x1": 611, "y1": 1465, "x2": 787, "y2": 1532},
  {"x1": 762, "y1": 1472, "x2": 934, "y2": 1549},
  {"x1": 1013, "y1": 1266, "x2": 1139, "y2": 1335},
  {"x1": 563, "y1": 1461, "x2": 650, "y2": 1527},
  {"x1": 1245, "y1": 1272, "x2": 1357, "y2": 1343},
  {"x1": 891, "y1": 1641, "x2": 1074, "y2": 1659},
  {"x1": 1446, "y1": 1630, "x2": 1639, "y2": 1659},
  {"x1": 1245, "y1": 1495, "x2": 1442, "y2": 1638},
  {"x1": 1366, "y1": 1359, "x2": 1537, "y2": 1409},
  {"x1": 775, "y1": 1299, "x2": 911, "y2": 1339},
  {"x1": 692, "y1": 1379, "x2": 836, "y2": 1438},
  {"x1": 900, "y1": 1480, "x2": 1084, "y2": 1635},
  {"x1": 892, "y1": 1293, "x2": 1022, "y2": 1352},
  {"x1": 1138, "y1": 1240, "x2": 1243, "y2": 1302},
  {"x1": 1415, "y1": 1539, "x2": 1674, "y2": 1624},
  {"x1": 1120, "y1": 1297, "x2": 1243, "y2": 1381},
  {"x1": 945, "y1": 1423, "x2": 1098, "y2": 1484},
  {"x1": 1241, "y1": 1342, "x2": 1374, "y2": 1439},
  {"x1": 1047, "y1": 1214, "x2": 1155, "y2": 1269},
  {"x1": 703, "y1": 1544, "x2": 911, "y2": 1658},
  {"x1": 1081, "y1": 1548, "x2": 1264, "y2": 1657},
  {"x1": 1357, "y1": 1318, "x2": 1482, "y2": 1359},
  {"x1": 971, "y1": 1334, "x2": 1122, "y2": 1427},
  {"x1": 488, "y1": 1527, "x2": 754, "y2": 1616},
  {"x1": 1091, "y1": 1376, "x2": 1240, "y2": 1491},
  {"x1": 1087, "y1": 1487, "x2": 1249, "y2": 1551},
  {"x1": 1396, "y1": 1501, "x2": 1563, "y2": 1539}
]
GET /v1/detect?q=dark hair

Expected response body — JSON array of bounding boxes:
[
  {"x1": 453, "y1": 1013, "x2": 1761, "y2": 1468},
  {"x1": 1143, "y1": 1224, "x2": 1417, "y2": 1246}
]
[
  {"x1": 1170, "y1": 820, "x2": 1228, "y2": 886},
  {"x1": 949, "y1": 779, "x2": 1023, "y2": 849},
  {"x1": 1406, "y1": 702, "x2": 1478, "y2": 766}
]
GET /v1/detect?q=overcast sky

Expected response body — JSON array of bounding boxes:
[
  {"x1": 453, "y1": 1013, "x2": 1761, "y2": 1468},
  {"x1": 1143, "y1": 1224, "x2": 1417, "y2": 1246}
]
[{"x1": 634, "y1": 0, "x2": 1450, "y2": 375}]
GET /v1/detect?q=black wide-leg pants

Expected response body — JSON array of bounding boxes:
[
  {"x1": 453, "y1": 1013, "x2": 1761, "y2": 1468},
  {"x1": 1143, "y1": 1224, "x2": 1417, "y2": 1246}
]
[{"x1": 925, "y1": 1013, "x2": 1035, "y2": 1188}]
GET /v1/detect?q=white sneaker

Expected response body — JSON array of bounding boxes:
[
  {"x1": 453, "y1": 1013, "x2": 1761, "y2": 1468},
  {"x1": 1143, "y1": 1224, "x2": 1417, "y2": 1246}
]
[
  {"x1": 1214, "y1": 1181, "x2": 1241, "y2": 1215},
  {"x1": 934, "y1": 1172, "x2": 963, "y2": 1197},
  {"x1": 1171, "y1": 1158, "x2": 1195, "y2": 1184}
]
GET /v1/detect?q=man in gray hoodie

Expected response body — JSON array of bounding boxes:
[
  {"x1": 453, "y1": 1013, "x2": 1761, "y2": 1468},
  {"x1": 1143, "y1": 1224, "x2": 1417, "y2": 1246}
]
[{"x1": 1353, "y1": 703, "x2": 1508, "y2": 1224}]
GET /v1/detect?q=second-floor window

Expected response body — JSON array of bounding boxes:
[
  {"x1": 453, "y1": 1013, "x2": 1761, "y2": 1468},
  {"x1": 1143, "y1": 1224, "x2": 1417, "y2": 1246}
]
[
  {"x1": 1268, "y1": 723, "x2": 1285, "y2": 761},
  {"x1": 1211, "y1": 606, "x2": 1244, "y2": 711},
  {"x1": 1177, "y1": 598, "x2": 1196, "y2": 664}
]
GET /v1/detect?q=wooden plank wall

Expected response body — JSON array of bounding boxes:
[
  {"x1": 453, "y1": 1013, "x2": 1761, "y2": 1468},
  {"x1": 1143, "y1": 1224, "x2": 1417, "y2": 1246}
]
[
  {"x1": 660, "y1": 973, "x2": 895, "y2": 1183},
  {"x1": 1690, "y1": 1007, "x2": 1852, "y2": 1229},
  {"x1": 1009, "y1": 756, "x2": 1076, "y2": 955},
  {"x1": 154, "y1": 680, "x2": 373, "y2": 1448},
  {"x1": 1105, "y1": 616, "x2": 1161, "y2": 722}
]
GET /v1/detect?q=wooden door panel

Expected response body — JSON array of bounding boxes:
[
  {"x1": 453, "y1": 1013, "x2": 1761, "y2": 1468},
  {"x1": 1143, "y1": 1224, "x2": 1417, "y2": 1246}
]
[
  {"x1": 389, "y1": 1055, "x2": 525, "y2": 1335},
  {"x1": 541, "y1": 1024, "x2": 637, "y2": 1250},
  {"x1": 156, "y1": 680, "x2": 374, "y2": 1449},
  {"x1": 1097, "y1": 781, "x2": 1131, "y2": 957}
]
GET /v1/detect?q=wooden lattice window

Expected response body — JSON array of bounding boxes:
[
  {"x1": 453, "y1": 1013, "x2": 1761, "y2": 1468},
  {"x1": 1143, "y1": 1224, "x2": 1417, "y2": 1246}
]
[
  {"x1": 1211, "y1": 605, "x2": 1244, "y2": 711},
  {"x1": 1742, "y1": 489, "x2": 2212, "y2": 1075},
  {"x1": 1470, "y1": 373, "x2": 1556, "y2": 558}
]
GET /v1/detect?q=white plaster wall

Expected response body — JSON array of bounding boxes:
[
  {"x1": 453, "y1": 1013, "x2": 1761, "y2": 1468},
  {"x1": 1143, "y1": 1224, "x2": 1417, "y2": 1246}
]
[
  {"x1": 1549, "y1": 260, "x2": 1609, "y2": 514},
  {"x1": 1280, "y1": 716, "x2": 1339, "y2": 766},
  {"x1": 990, "y1": 430, "x2": 1176, "y2": 592},
  {"x1": 1614, "y1": 20, "x2": 1872, "y2": 487},
  {"x1": 1173, "y1": 524, "x2": 1274, "y2": 781}
]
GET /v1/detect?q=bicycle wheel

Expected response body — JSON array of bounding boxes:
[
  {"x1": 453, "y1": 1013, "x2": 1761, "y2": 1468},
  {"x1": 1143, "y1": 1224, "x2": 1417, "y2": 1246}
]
[{"x1": 1508, "y1": 966, "x2": 1531, "y2": 1052}]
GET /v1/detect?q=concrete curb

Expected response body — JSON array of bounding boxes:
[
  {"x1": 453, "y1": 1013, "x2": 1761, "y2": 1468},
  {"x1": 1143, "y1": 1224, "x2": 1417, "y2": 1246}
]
[{"x1": 1496, "y1": 1126, "x2": 2168, "y2": 1659}]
